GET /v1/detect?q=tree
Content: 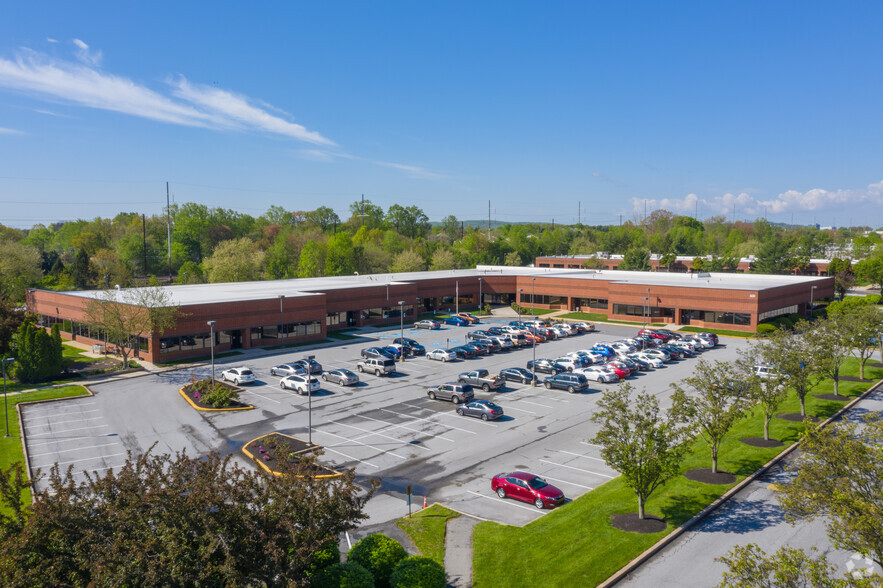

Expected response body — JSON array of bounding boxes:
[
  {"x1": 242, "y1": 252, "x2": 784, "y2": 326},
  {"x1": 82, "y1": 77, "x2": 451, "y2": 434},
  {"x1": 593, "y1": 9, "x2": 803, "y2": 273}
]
[
  {"x1": 440, "y1": 215, "x2": 460, "y2": 241},
  {"x1": 0, "y1": 241, "x2": 43, "y2": 301},
  {"x1": 386, "y1": 204, "x2": 429, "y2": 239},
  {"x1": 8, "y1": 321, "x2": 63, "y2": 382},
  {"x1": 591, "y1": 383, "x2": 691, "y2": 519},
  {"x1": 854, "y1": 254, "x2": 883, "y2": 298},
  {"x1": 828, "y1": 257, "x2": 855, "y2": 299},
  {"x1": 738, "y1": 345, "x2": 789, "y2": 441},
  {"x1": 325, "y1": 233, "x2": 356, "y2": 276},
  {"x1": 390, "y1": 555, "x2": 446, "y2": 588},
  {"x1": 658, "y1": 252, "x2": 676, "y2": 271},
  {"x1": 763, "y1": 323, "x2": 823, "y2": 417},
  {"x1": 349, "y1": 198, "x2": 385, "y2": 231},
  {"x1": 716, "y1": 543, "x2": 876, "y2": 588},
  {"x1": 203, "y1": 237, "x2": 265, "y2": 282},
  {"x1": 753, "y1": 235, "x2": 793, "y2": 274},
  {"x1": 671, "y1": 360, "x2": 748, "y2": 473},
  {"x1": 71, "y1": 248, "x2": 92, "y2": 289},
  {"x1": 175, "y1": 260, "x2": 205, "y2": 285},
  {"x1": 0, "y1": 298, "x2": 31, "y2": 355},
  {"x1": 830, "y1": 302, "x2": 883, "y2": 379},
  {"x1": 305, "y1": 206, "x2": 341, "y2": 232},
  {"x1": 0, "y1": 450, "x2": 375, "y2": 587},
  {"x1": 312, "y1": 562, "x2": 375, "y2": 588},
  {"x1": 348, "y1": 533, "x2": 407, "y2": 588},
  {"x1": 390, "y1": 250, "x2": 425, "y2": 273},
  {"x1": 84, "y1": 286, "x2": 181, "y2": 368},
  {"x1": 777, "y1": 418, "x2": 883, "y2": 570},
  {"x1": 298, "y1": 240, "x2": 325, "y2": 278},
  {"x1": 429, "y1": 249, "x2": 456, "y2": 271},
  {"x1": 503, "y1": 251, "x2": 523, "y2": 266},
  {"x1": 620, "y1": 247, "x2": 651, "y2": 271},
  {"x1": 808, "y1": 315, "x2": 853, "y2": 397},
  {"x1": 581, "y1": 257, "x2": 606, "y2": 270}
]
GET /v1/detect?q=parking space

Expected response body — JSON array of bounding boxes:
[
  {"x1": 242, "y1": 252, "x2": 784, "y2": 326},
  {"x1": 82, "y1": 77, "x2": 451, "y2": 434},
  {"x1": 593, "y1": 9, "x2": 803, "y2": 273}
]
[{"x1": 19, "y1": 317, "x2": 749, "y2": 526}]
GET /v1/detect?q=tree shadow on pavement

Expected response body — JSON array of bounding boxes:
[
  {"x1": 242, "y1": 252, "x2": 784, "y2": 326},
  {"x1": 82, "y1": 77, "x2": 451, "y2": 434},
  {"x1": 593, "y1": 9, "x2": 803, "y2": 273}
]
[{"x1": 696, "y1": 499, "x2": 785, "y2": 534}]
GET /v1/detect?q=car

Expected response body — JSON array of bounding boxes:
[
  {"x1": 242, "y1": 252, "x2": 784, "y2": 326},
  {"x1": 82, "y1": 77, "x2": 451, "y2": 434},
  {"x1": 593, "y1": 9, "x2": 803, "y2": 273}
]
[
  {"x1": 456, "y1": 312, "x2": 480, "y2": 324},
  {"x1": 463, "y1": 342, "x2": 487, "y2": 356},
  {"x1": 500, "y1": 367, "x2": 538, "y2": 384},
  {"x1": 361, "y1": 347, "x2": 396, "y2": 360},
  {"x1": 443, "y1": 316, "x2": 469, "y2": 326},
  {"x1": 427, "y1": 382, "x2": 474, "y2": 404},
  {"x1": 450, "y1": 345, "x2": 477, "y2": 359},
  {"x1": 625, "y1": 355, "x2": 651, "y2": 371},
  {"x1": 602, "y1": 362, "x2": 630, "y2": 379},
  {"x1": 571, "y1": 321, "x2": 595, "y2": 332},
  {"x1": 322, "y1": 369, "x2": 359, "y2": 386},
  {"x1": 270, "y1": 363, "x2": 306, "y2": 377},
  {"x1": 574, "y1": 365, "x2": 620, "y2": 383},
  {"x1": 527, "y1": 328, "x2": 548, "y2": 342},
  {"x1": 470, "y1": 340, "x2": 495, "y2": 355},
  {"x1": 356, "y1": 357, "x2": 397, "y2": 376},
  {"x1": 415, "y1": 319, "x2": 441, "y2": 330},
  {"x1": 658, "y1": 343, "x2": 687, "y2": 358},
  {"x1": 457, "y1": 399, "x2": 504, "y2": 421},
  {"x1": 633, "y1": 352, "x2": 664, "y2": 368},
  {"x1": 491, "y1": 472, "x2": 566, "y2": 509},
  {"x1": 426, "y1": 348, "x2": 457, "y2": 362},
  {"x1": 543, "y1": 372, "x2": 590, "y2": 393},
  {"x1": 527, "y1": 359, "x2": 565, "y2": 374},
  {"x1": 487, "y1": 326, "x2": 507, "y2": 336},
  {"x1": 523, "y1": 331, "x2": 543, "y2": 344},
  {"x1": 554, "y1": 357, "x2": 581, "y2": 372},
  {"x1": 550, "y1": 326, "x2": 570, "y2": 338},
  {"x1": 609, "y1": 359, "x2": 638, "y2": 376},
  {"x1": 280, "y1": 374, "x2": 320, "y2": 395},
  {"x1": 294, "y1": 358, "x2": 323, "y2": 374},
  {"x1": 753, "y1": 364, "x2": 781, "y2": 379},
  {"x1": 617, "y1": 356, "x2": 645, "y2": 373},
  {"x1": 643, "y1": 348, "x2": 673, "y2": 363},
  {"x1": 638, "y1": 328, "x2": 672, "y2": 342},
  {"x1": 393, "y1": 337, "x2": 426, "y2": 356},
  {"x1": 466, "y1": 329, "x2": 491, "y2": 341},
  {"x1": 591, "y1": 344, "x2": 616, "y2": 358},
  {"x1": 490, "y1": 336, "x2": 514, "y2": 350},
  {"x1": 655, "y1": 328, "x2": 683, "y2": 340},
  {"x1": 685, "y1": 335, "x2": 714, "y2": 349},
  {"x1": 220, "y1": 367, "x2": 255, "y2": 385},
  {"x1": 382, "y1": 345, "x2": 405, "y2": 359},
  {"x1": 508, "y1": 320, "x2": 529, "y2": 329},
  {"x1": 575, "y1": 350, "x2": 606, "y2": 364},
  {"x1": 672, "y1": 339, "x2": 700, "y2": 353},
  {"x1": 610, "y1": 341, "x2": 636, "y2": 354},
  {"x1": 695, "y1": 332, "x2": 719, "y2": 346}
]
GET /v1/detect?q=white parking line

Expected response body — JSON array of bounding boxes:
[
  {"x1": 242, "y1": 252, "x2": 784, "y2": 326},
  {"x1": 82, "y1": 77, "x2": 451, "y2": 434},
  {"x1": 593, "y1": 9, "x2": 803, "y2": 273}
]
[
  {"x1": 27, "y1": 415, "x2": 106, "y2": 427},
  {"x1": 320, "y1": 446, "x2": 380, "y2": 469},
  {"x1": 558, "y1": 450, "x2": 608, "y2": 463},
  {"x1": 240, "y1": 389, "x2": 282, "y2": 404},
  {"x1": 496, "y1": 405, "x2": 536, "y2": 415},
  {"x1": 328, "y1": 419, "x2": 431, "y2": 451},
  {"x1": 539, "y1": 459, "x2": 615, "y2": 478},
  {"x1": 29, "y1": 441, "x2": 122, "y2": 458},
  {"x1": 517, "y1": 400, "x2": 554, "y2": 409},
  {"x1": 434, "y1": 410, "x2": 499, "y2": 428},
  {"x1": 70, "y1": 463, "x2": 128, "y2": 476},
  {"x1": 540, "y1": 475, "x2": 595, "y2": 490},
  {"x1": 313, "y1": 429, "x2": 408, "y2": 460},
  {"x1": 581, "y1": 441, "x2": 603, "y2": 448},
  {"x1": 466, "y1": 490, "x2": 541, "y2": 513},
  {"x1": 358, "y1": 414, "x2": 456, "y2": 443},
  {"x1": 33, "y1": 451, "x2": 128, "y2": 468},
  {"x1": 27, "y1": 424, "x2": 110, "y2": 437},
  {"x1": 382, "y1": 408, "x2": 477, "y2": 435}
]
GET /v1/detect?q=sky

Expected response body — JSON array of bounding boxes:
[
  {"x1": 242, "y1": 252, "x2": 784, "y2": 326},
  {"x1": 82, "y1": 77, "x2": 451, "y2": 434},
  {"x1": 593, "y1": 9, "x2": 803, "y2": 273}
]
[{"x1": 1, "y1": 2, "x2": 882, "y2": 229}]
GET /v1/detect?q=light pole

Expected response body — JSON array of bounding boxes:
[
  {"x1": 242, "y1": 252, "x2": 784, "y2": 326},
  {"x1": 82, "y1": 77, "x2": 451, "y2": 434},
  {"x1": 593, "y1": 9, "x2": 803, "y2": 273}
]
[
  {"x1": 641, "y1": 297, "x2": 649, "y2": 349},
  {"x1": 478, "y1": 277, "x2": 483, "y2": 314},
  {"x1": 3, "y1": 357, "x2": 15, "y2": 437},
  {"x1": 386, "y1": 283, "x2": 390, "y2": 327},
  {"x1": 183, "y1": 271, "x2": 188, "y2": 285},
  {"x1": 455, "y1": 280, "x2": 459, "y2": 315},
  {"x1": 398, "y1": 301, "x2": 406, "y2": 362},
  {"x1": 306, "y1": 355, "x2": 315, "y2": 445},
  {"x1": 809, "y1": 285, "x2": 818, "y2": 317},
  {"x1": 531, "y1": 279, "x2": 537, "y2": 387},
  {"x1": 517, "y1": 288, "x2": 523, "y2": 326},
  {"x1": 279, "y1": 295, "x2": 285, "y2": 340},
  {"x1": 207, "y1": 321, "x2": 216, "y2": 385}
]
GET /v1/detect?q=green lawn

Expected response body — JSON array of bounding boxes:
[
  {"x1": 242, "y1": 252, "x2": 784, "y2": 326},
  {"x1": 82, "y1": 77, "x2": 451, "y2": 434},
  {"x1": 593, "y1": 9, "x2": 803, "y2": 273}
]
[
  {"x1": 62, "y1": 344, "x2": 103, "y2": 365},
  {"x1": 520, "y1": 308, "x2": 557, "y2": 316},
  {"x1": 0, "y1": 385, "x2": 91, "y2": 513},
  {"x1": 678, "y1": 326, "x2": 757, "y2": 338},
  {"x1": 472, "y1": 358, "x2": 880, "y2": 587},
  {"x1": 396, "y1": 504, "x2": 461, "y2": 565}
]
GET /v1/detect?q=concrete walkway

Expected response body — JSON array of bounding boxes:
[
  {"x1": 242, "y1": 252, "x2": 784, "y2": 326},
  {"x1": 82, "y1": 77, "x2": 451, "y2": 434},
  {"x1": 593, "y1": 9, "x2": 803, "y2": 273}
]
[{"x1": 445, "y1": 514, "x2": 481, "y2": 587}]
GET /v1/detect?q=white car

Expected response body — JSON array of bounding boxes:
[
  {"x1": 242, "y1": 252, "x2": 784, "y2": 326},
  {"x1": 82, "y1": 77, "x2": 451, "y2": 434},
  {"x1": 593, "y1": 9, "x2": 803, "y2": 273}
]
[
  {"x1": 685, "y1": 336, "x2": 714, "y2": 349},
  {"x1": 612, "y1": 341, "x2": 636, "y2": 353},
  {"x1": 573, "y1": 321, "x2": 595, "y2": 332},
  {"x1": 280, "y1": 374, "x2": 321, "y2": 395},
  {"x1": 220, "y1": 367, "x2": 255, "y2": 385},
  {"x1": 633, "y1": 352, "x2": 664, "y2": 369},
  {"x1": 673, "y1": 339, "x2": 700, "y2": 352},
  {"x1": 491, "y1": 336, "x2": 514, "y2": 349},
  {"x1": 554, "y1": 357, "x2": 581, "y2": 372},
  {"x1": 550, "y1": 326, "x2": 570, "y2": 338},
  {"x1": 426, "y1": 348, "x2": 457, "y2": 362},
  {"x1": 555, "y1": 323, "x2": 577, "y2": 335},
  {"x1": 576, "y1": 350, "x2": 607, "y2": 364},
  {"x1": 643, "y1": 349, "x2": 672, "y2": 363},
  {"x1": 574, "y1": 365, "x2": 620, "y2": 383}
]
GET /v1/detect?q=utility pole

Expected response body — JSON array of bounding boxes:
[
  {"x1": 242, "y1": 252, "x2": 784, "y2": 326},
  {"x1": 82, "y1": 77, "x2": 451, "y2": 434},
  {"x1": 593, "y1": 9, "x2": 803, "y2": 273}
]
[
  {"x1": 578, "y1": 201, "x2": 581, "y2": 225},
  {"x1": 166, "y1": 182, "x2": 172, "y2": 281},
  {"x1": 142, "y1": 214, "x2": 148, "y2": 275},
  {"x1": 487, "y1": 200, "x2": 491, "y2": 239}
]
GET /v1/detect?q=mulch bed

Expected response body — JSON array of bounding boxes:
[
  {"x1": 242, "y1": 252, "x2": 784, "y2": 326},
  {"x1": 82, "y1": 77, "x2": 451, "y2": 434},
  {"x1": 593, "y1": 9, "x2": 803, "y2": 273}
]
[
  {"x1": 839, "y1": 376, "x2": 874, "y2": 383},
  {"x1": 181, "y1": 380, "x2": 252, "y2": 410},
  {"x1": 610, "y1": 513, "x2": 667, "y2": 534},
  {"x1": 776, "y1": 413, "x2": 820, "y2": 423},
  {"x1": 684, "y1": 468, "x2": 737, "y2": 485},
  {"x1": 243, "y1": 432, "x2": 339, "y2": 477},
  {"x1": 740, "y1": 437, "x2": 784, "y2": 448},
  {"x1": 814, "y1": 393, "x2": 851, "y2": 402}
]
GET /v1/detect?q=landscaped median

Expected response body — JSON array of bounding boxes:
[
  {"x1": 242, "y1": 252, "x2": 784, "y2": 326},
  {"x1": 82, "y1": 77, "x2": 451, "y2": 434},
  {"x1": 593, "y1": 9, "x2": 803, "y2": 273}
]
[
  {"x1": 242, "y1": 432, "x2": 341, "y2": 478},
  {"x1": 179, "y1": 378, "x2": 254, "y2": 411},
  {"x1": 471, "y1": 358, "x2": 881, "y2": 587}
]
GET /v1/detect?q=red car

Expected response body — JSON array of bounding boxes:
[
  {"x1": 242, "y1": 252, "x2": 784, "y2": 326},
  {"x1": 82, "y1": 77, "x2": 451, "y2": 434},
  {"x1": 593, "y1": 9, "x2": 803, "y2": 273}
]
[
  {"x1": 638, "y1": 328, "x2": 671, "y2": 342},
  {"x1": 491, "y1": 471, "x2": 566, "y2": 509},
  {"x1": 602, "y1": 362, "x2": 630, "y2": 379}
]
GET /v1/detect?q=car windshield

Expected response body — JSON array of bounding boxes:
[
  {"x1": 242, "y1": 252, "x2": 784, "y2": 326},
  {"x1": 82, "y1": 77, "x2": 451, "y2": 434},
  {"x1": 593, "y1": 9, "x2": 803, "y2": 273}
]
[
  {"x1": 240, "y1": 370, "x2": 253, "y2": 375},
  {"x1": 526, "y1": 477, "x2": 548, "y2": 490}
]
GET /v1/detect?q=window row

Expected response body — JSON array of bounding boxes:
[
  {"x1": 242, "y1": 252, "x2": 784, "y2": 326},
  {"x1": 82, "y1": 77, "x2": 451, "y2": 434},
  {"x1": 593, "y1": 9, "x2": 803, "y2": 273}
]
[
  {"x1": 251, "y1": 321, "x2": 323, "y2": 341},
  {"x1": 612, "y1": 304, "x2": 675, "y2": 319},
  {"x1": 757, "y1": 305, "x2": 798, "y2": 322},
  {"x1": 683, "y1": 309, "x2": 752, "y2": 326}
]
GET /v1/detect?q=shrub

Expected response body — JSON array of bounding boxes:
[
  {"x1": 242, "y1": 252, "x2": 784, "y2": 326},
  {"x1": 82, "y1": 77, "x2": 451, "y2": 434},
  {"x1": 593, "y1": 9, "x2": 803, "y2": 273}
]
[
  {"x1": 307, "y1": 539, "x2": 341, "y2": 577},
  {"x1": 390, "y1": 556, "x2": 446, "y2": 588},
  {"x1": 311, "y1": 562, "x2": 374, "y2": 588},
  {"x1": 756, "y1": 323, "x2": 777, "y2": 335},
  {"x1": 347, "y1": 534, "x2": 407, "y2": 588},
  {"x1": 190, "y1": 379, "x2": 239, "y2": 407}
]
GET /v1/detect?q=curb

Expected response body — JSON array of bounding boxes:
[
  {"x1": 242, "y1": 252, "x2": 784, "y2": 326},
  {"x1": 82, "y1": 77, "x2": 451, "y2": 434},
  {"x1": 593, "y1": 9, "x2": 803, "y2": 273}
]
[{"x1": 597, "y1": 375, "x2": 883, "y2": 587}]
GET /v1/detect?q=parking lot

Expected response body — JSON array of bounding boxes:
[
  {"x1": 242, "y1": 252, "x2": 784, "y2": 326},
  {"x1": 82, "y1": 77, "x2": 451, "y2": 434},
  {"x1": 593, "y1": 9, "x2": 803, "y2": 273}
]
[{"x1": 21, "y1": 318, "x2": 749, "y2": 526}]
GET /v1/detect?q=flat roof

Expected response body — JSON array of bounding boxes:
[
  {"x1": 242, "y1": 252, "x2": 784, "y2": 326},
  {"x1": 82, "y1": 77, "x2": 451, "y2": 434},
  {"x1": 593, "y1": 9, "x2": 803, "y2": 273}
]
[{"x1": 48, "y1": 266, "x2": 830, "y2": 306}]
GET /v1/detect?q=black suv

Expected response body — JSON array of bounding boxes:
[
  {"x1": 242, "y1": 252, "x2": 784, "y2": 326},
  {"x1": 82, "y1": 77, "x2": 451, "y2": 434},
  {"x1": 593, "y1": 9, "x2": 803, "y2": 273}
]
[
  {"x1": 543, "y1": 372, "x2": 590, "y2": 393},
  {"x1": 527, "y1": 359, "x2": 565, "y2": 374},
  {"x1": 392, "y1": 337, "x2": 426, "y2": 356}
]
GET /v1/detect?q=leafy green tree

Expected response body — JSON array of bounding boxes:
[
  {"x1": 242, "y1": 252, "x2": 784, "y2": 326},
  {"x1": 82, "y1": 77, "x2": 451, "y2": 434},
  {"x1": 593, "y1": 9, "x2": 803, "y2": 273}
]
[
  {"x1": 738, "y1": 345, "x2": 789, "y2": 441},
  {"x1": 298, "y1": 240, "x2": 325, "y2": 278},
  {"x1": 429, "y1": 249, "x2": 456, "y2": 271},
  {"x1": 263, "y1": 232, "x2": 297, "y2": 279},
  {"x1": 0, "y1": 241, "x2": 43, "y2": 302},
  {"x1": 71, "y1": 248, "x2": 92, "y2": 289},
  {"x1": 854, "y1": 254, "x2": 883, "y2": 298},
  {"x1": 0, "y1": 299, "x2": 31, "y2": 355},
  {"x1": 349, "y1": 198, "x2": 385, "y2": 230},
  {"x1": 658, "y1": 252, "x2": 676, "y2": 271},
  {"x1": 620, "y1": 247, "x2": 651, "y2": 271},
  {"x1": 440, "y1": 215, "x2": 460, "y2": 241},
  {"x1": 763, "y1": 323, "x2": 823, "y2": 417},
  {"x1": 175, "y1": 260, "x2": 205, "y2": 284},
  {"x1": 591, "y1": 382, "x2": 692, "y2": 519},
  {"x1": 716, "y1": 543, "x2": 876, "y2": 588},
  {"x1": 390, "y1": 250, "x2": 425, "y2": 273},
  {"x1": 753, "y1": 234, "x2": 794, "y2": 274},
  {"x1": 84, "y1": 286, "x2": 181, "y2": 369},
  {"x1": 348, "y1": 533, "x2": 407, "y2": 588},
  {"x1": 203, "y1": 237, "x2": 265, "y2": 283},
  {"x1": 828, "y1": 257, "x2": 853, "y2": 298},
  {"x1": 0, "y1": 450, "x2": 375, "y2": 587},
  {"x1": 828, "y1": 302, "x2": 883, "y2": 379},
  {"x1": 808, "y1": 315, "x2": 854, "y2": 397},
  {"x1": 9, "y1": 321, "x2": 63, "y2": 382},
  {"x1": 778, "y1": 417, "x2": 883, "y2": 569},
  {"x1": 386, "y1": 205, "x2": 429, "y2": 239},
  {"x1": 390, "y1": 555, "x2": 446, "y2": 588},
  {"x1": 503, "y1": 251, "x2": 522, "y2": 266},
  {"x1": 312, "y1": 562, "x2": 375, "y2": 588},
  {"x1": 325, "y1": 233, "x2": 356, "y2": 276},
  {"x1": 671, "y1": 360, "x2": 748, "y2": 473},
  {"x1": 305, "y1": 206, "x2": 342, "y2": 232}
]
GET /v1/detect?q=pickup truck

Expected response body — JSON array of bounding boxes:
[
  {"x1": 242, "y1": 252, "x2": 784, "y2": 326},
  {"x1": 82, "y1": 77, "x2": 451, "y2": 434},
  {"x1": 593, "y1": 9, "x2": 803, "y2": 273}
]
[{"x1": 457, "y1": 369, "x2": 505, "y2": 392}]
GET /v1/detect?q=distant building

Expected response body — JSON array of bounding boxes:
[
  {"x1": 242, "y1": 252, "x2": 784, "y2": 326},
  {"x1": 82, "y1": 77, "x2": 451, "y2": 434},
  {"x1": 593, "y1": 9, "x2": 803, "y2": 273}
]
[{"x1": 535, "y1": 253, "x2": 842, "y2": 276}]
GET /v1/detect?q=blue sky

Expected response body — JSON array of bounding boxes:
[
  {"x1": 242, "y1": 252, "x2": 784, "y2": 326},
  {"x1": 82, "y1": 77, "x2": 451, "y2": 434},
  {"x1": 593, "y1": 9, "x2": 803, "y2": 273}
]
[{"x1": 1, "y1": 2, "x2": 882, "y2": 229}]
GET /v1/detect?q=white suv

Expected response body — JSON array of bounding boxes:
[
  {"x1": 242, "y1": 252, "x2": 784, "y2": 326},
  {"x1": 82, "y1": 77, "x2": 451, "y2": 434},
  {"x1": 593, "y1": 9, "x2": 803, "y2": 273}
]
[
  {"x1": 555, "y1": 357, "x2": 581, "y2": 372},
  {"x1": 220, "y1": 367, "x2": 255, "y2": 385},
  {"x1": 280, "y1": 374, "x2": 321, "y2": 395}
]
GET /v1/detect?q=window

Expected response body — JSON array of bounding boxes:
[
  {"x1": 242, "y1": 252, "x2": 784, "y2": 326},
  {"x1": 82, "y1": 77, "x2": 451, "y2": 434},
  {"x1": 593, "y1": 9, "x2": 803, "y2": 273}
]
[
  {"x1": 758, "y1": 305, "x2": 798, "y2": 322},
  {"x1": 683, "y1": 309, "x2": 752, "y2": 325},
  {"x1": 613, "y1": 304, "x2": 674, "y2": 319},
  {"x1": 575, "y1": 298, "x2": 608, "y2": 310}
]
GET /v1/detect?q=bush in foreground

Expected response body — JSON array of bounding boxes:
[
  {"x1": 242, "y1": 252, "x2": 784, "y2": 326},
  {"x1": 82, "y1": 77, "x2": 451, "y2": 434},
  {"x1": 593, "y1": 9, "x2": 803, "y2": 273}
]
[
  {"x1": 347, "y1": 534, "x2": 407, "y2": 588},
  {"x1": 390, "y1": 555, "x2": 446, "y2": 588},
  {"x1": 311, "y1": 562, "x2": 374, "y2": 588}
]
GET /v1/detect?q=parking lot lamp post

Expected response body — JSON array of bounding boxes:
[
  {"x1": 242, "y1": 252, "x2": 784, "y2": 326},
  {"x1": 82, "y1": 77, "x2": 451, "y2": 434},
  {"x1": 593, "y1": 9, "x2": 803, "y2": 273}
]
[
  {"x1": 279, "y1": 295, "x2": 285, "y2": 340},
  {"x1": 531, "y1": 279, "x2": 537, "y2": 386},
  {"x1": 3, "y1": 357, "x2": 15, "y2": 437},
  {"x1": 517, "y1": 288, "x2": 523, "y2": 326},
  {"x1": 641, "y1": 296, "x2": 649, "y2": 349},
  {"x1": 207, "y1": 321, "x2": 216, "y2": 386},
  {"x1": 478, "y1": 277, "x2": 483, "y2": 313},
  {"x1": 398, "y1": 301, "x2": 406, "y2": 362},
  {"x1": 455, "y1": 280, "x2": 459, "y2": 315}
]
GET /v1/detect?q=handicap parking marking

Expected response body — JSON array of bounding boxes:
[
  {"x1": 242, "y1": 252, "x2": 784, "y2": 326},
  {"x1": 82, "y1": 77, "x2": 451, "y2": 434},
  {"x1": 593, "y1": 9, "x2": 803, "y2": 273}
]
[
  {"x1": 327, "y1": 419, "x2": 432, "y2": 451},
  {"x1": 358, "y1": 414, "x2": 456, "y2": 443},
  {"x1": 312, "y1": 427, "x2": 408, "y2": 460},
  {"x1": 466, "y1": 490, "x2": 543, "y2": 513},
  {"x1": 539, "y1": 458, "x2": 616, "y2": 478}
]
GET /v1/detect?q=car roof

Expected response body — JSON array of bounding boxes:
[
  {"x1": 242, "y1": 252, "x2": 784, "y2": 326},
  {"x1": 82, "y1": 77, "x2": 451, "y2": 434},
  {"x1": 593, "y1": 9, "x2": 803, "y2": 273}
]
[{"x1": 507, "y1": 471, "x2": 539, "y2": 481}]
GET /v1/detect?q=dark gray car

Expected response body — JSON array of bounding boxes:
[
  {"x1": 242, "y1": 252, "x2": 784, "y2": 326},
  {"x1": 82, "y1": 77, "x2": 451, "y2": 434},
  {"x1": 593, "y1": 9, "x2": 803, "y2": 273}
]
[
  {"x1": 322, "y1": 368, "x2": 359, "y2": 386},
  {"x1": 456, "y1": 399, "x2": 504, "y2": 421}
]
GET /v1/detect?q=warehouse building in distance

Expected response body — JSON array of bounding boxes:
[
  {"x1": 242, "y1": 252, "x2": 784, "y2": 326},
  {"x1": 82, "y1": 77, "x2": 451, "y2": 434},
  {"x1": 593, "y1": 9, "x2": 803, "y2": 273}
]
[
  {"x1": 535, "y1": 253, "x2": 840, "y2": 275},
  {"x1": 27, "y1": 266, "x2": 833, "y2": 363}
]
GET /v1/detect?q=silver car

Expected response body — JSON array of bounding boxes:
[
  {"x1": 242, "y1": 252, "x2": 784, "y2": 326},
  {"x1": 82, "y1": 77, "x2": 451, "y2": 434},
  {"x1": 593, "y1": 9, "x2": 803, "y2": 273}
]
[
  {"x1": 456, "y1": 399, "x2": 504, "y2": 421},
  {"x1": 270, "y1": 363, "x2": 306, "y2": 377},
  {"x1": 322, "y1": 369, "x2": 359, "y2": 386},
  {"x1": 574, "y1": 365, "x2": 620, "y2": 383},
  {"x1": 427, "y1": 348, "x2": 457, "y2": 362}
]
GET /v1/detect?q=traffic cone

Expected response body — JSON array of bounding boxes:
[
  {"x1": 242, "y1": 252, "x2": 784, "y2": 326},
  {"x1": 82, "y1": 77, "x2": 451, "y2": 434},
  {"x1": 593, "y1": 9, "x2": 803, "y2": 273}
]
[{"x1": 423, "y1": 495, "x2": 428, "y2": 509}]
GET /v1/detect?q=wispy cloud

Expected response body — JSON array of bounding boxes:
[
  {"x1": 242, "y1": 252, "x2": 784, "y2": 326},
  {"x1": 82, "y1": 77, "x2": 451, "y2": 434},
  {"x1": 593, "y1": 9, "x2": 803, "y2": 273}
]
[
  {"x1": 0, "y1": 126, "x2": 24, "y2": 135},
  {"x1": 372, "y1": 160, "x2": 442, "y2": 180},
  {"x1": 299, "y1": 148, "x2": 443, "y2": 180},
  {"x1": 72, "y1": 38, "x2": 102, "y2": 66},
  {"x1": 631, "y1": 180, "x2": 883, "y2": 217},
  {"x1": 46, "y1": 38, "x2": 58, "y2": 44}
]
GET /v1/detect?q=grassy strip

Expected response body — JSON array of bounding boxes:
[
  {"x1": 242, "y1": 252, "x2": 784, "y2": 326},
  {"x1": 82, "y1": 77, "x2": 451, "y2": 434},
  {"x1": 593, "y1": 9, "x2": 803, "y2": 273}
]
[
  {"x1": 472, "y1": 358, "x2": 879, "y2": 587},
  {"x1": 62, "y1": 344, "x2": 103, "y2": 365},
  {"x1": 396, "y1": 504, "x2": 461, "y2": 566},
  {"x1": 0, "y1": 385, "x2": 91, "y2": 514},
  {"x1": 678, "y1": 326, "x2": 757, "y2": 338},
  {"x1": 520, "y1": 308, "x2": 558, "y2": 316}
]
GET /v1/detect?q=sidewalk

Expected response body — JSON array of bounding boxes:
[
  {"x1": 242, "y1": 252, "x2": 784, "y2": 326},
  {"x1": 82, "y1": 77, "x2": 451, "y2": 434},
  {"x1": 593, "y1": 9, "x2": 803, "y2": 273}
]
[{"x1": 445, "y1": 514, "x2": 481, "y2": 587}]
